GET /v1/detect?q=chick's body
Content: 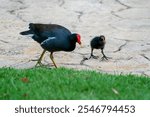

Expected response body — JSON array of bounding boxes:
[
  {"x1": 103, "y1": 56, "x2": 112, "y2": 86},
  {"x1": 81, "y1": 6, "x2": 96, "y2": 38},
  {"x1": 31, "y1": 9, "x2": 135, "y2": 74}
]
[
  {"x1": 90, "y1": 35, "x2": 108, "y2": 60},
  {"x1": 90, "y1": 36, "x2": 105, "y2": 50}
]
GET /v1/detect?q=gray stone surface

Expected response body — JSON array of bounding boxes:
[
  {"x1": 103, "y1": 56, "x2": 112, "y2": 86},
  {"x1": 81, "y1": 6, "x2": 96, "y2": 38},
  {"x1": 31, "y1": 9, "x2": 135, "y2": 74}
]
[{"x1": 0, "y1": 0, "x2": 150, "y2": 76}]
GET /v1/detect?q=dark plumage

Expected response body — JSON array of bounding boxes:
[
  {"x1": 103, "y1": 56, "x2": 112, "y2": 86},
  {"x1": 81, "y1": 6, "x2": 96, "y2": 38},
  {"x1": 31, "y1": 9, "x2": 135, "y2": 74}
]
[
  {"x1": 20, "y1": 23, "x2": 81, "y2": 68},
  {"x1": 90, "y1": 35, "x2": 108, "y2": 60}
]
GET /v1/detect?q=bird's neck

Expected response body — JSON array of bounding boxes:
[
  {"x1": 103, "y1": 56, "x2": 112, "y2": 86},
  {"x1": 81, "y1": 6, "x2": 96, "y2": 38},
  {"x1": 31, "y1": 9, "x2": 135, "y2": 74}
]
[{"x1": 68, "y1": 42, "x2": 76, "y2": 51}]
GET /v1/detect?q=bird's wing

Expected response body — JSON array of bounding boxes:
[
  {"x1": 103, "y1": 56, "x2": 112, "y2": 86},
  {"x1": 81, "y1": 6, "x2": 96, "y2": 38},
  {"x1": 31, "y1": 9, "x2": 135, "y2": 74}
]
[
  {"x1": 41, "y1": 37, "x2": 56, "y2": 45},
  {"x1": 40, "y1": 36, "x2": 68, "y2": 52},
  {"x1": 40, "y1": 29, "x2": 71, "y2": 52},
  {"x1": 29, "y1": 23, "x2": 71, "y2": 36},
  {"x1": 29, "y1": 24, "x2": 71, "y2": 44}
]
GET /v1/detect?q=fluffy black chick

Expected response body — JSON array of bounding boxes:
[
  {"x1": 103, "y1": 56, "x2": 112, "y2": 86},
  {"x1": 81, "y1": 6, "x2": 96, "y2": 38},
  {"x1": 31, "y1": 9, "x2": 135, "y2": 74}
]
[{"x1": 90, "y1": 35, "x2": 108, "y2": 60}]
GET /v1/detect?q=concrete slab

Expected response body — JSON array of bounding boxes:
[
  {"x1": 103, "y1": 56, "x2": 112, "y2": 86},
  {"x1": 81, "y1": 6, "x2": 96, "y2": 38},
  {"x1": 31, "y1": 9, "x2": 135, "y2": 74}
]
[{"x1": 0, "y1": 0, "x2": 150, "y2": 76}]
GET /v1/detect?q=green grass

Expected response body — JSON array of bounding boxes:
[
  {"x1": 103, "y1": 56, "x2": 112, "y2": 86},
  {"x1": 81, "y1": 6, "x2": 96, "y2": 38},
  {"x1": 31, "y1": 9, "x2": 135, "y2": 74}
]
[{"x1": 0, "y1": 67, "x2": 150, "y2": 100}]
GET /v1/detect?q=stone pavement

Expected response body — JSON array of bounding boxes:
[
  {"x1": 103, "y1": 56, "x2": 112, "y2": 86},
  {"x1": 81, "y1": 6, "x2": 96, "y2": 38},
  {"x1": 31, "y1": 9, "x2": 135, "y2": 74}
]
[{"x1": 0, "y1": 0, "x2": 150, "y2": 76}]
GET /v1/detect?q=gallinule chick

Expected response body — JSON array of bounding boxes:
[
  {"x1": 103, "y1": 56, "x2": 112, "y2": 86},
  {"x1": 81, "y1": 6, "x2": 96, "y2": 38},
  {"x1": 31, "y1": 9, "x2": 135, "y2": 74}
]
[
  {"x1": 80, "y1": 35, "x2": 109, "y2": 65},
  {"x1": 90, "y1": 35, "x2": 108, "y2": 60}
]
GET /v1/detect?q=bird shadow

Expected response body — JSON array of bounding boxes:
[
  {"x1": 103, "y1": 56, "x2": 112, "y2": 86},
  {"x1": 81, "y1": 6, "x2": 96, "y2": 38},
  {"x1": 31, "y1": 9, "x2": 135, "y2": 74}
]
[{"x1": 80, "y1": 55, "x2": 112, "y2": 65}]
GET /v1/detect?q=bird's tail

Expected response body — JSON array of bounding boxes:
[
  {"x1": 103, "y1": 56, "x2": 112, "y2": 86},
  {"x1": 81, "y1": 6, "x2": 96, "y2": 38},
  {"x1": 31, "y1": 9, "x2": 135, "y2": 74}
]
[
  {"x1": 20, "y1": 30, "x2": 33, "y2": 35},
  {"x1": 20, "y1": 23, "x2": 34, "y2": 35}
]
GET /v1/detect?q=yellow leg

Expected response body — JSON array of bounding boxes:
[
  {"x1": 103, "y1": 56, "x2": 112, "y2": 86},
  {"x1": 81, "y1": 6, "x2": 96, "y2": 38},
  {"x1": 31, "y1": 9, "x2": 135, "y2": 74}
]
[
  {"x1": 50, "y1": 52, "x2": 57, "y2": 68},
  {"x1": 35, "y1": 50, "x2": 46, "y2": 66}
]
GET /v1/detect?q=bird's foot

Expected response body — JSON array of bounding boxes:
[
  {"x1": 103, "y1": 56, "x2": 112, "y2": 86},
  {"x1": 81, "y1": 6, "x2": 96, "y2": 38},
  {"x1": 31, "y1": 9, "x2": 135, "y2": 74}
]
[
  {"x1": 80, "y1": 57, "x2": 89, "y2": 65},
  {"x1": 31, "y1": 59, "x2": 45, "y2": 67},
  {"x1": 35, "y1": 62, "x2": 45, "y2": 67},
  {"x1": 101, "y1": 56, "x2": 112, "y2": 61},
  {"x1": 90, "y1": 55, "x2": 99, "y2": 59}
]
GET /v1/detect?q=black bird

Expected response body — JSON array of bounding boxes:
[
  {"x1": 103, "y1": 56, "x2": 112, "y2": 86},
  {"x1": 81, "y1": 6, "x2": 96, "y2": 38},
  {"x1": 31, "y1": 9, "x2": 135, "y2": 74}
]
[
  {"x1": 80, "y1": 35, "x2": 110, "y2": 65},
  {"x1": 90, "y1": 35, "x2": 108, "y2": 60},
  {"x1": 20, "y1": 23, "x2": 81, "y2": 68}
]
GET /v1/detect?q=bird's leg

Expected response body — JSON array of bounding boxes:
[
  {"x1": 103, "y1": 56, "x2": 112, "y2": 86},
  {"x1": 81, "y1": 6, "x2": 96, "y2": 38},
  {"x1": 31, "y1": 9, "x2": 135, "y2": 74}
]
[
  {"x1": 101, "y1": 49, "x2": 111, "y2": 60},
  {"x1": 50, "y1": 52, "x2": 57, "y2": 68},
  {"x1": 35, "y1": 50, "x2": 46, "y2": 66},
  {"x1": 89, "y1": 48, "x2": 99, "y2": 59}
]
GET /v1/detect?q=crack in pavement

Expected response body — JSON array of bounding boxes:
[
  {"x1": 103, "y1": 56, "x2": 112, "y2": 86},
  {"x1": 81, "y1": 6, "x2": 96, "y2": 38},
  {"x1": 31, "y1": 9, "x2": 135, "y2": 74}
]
[
  {"x1": 140, "y1": 54, "x2": 150, "y2": 61},
  {"x1": 75, "y1": 11, "x2": 84, "y2": 22},
  {"x1": 58, "y1": 0, "x2": 65, "y2": 7},
  {"x1": 111, "y1": 11, "x2": 123, "y2": 19},
  {"x1": 109, "y1": 24, "x2": 120, "y2": 30},
  {"x1": 113, "y1": 41, "x2": 128, "y2": 53},
  {"x1": 8, "y1": 6, "x2": 27, "y2": 14},
  {"x1": 98, "y1": 0, "x2": 103, "y2": 4},
  {"x1": 147, "y1": 43, "x2": 150, "y2": 45},
  {"x1": 0, "y1": 40, "x2": 9, "y2": 44},
  {"x1": 127, "y1": 57, "x2": 133, "y2": 60},
  {"x1": 111, "y1": 0, "x2": 132, "y2": 19},
  {"x1": 7, "y1": 0, "x2": 28, "y2": 22},
  {"x1": 10, "y1": 0, "x2": 24, "y2": 4},
  {"x1": 115, "y1": 0, "x2": 131, "y2": 9}
]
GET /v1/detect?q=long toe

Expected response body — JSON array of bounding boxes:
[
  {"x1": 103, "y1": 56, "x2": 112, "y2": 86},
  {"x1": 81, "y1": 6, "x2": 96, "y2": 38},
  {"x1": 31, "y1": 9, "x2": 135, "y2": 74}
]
[
  {"x1": 35, "y1": 62, "x2": 45, "y2": 67},
  {"x1": 101, "y1": 56, "x2": 113, "y2": 61},
  {"x1": 80, "y1": 57, "x2": 89, "y2": 65},
  {"x1": 101, "y1": 56, "x2": 108, "y2": 61},
  {"x1": 90, "y1": 55, "x2": 99, "y2": 59},
  {"x1": 30, "y1": 59, "x2": 43, "y2": 66}
]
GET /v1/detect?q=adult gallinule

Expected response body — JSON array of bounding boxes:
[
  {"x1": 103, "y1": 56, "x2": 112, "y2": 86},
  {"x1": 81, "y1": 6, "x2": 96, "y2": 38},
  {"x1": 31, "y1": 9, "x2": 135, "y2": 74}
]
[{"x1": 20, "y1": 23, "x2": 81, "y2": 68}]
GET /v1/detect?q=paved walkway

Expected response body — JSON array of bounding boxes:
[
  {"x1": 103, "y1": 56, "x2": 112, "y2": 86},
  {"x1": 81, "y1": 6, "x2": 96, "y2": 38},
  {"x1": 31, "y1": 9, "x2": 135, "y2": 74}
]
[{"x1": 0, "y1": 0, "x2": 150, "y2": 76}]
